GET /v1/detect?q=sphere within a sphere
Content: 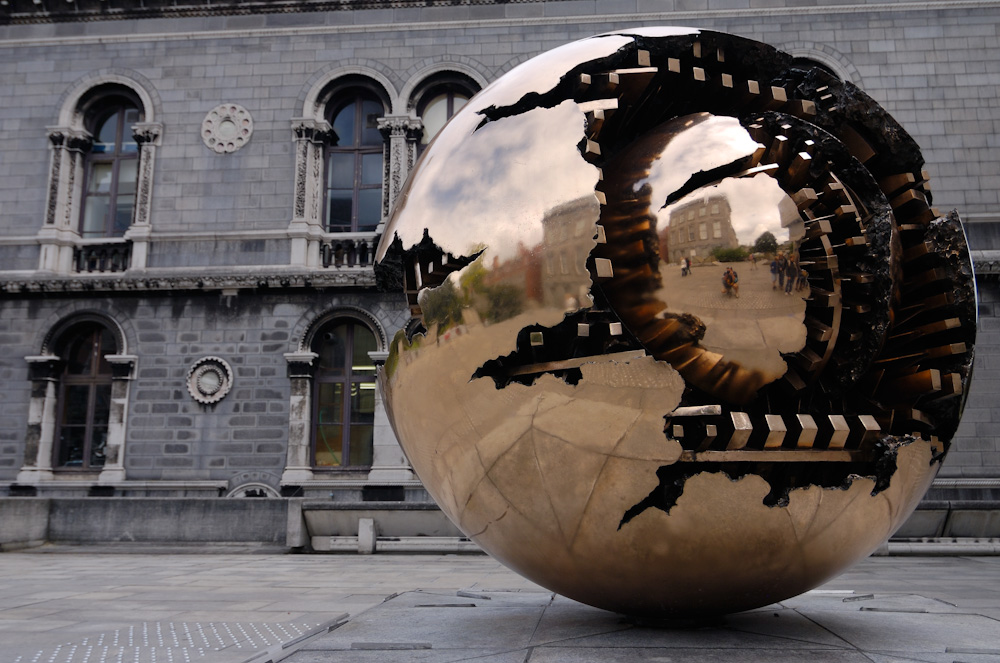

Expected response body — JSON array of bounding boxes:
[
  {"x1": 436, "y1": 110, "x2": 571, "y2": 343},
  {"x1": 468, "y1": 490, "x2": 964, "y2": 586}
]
[{"x1": 376, "y1": 28, "x2": 975, "y2": 616}]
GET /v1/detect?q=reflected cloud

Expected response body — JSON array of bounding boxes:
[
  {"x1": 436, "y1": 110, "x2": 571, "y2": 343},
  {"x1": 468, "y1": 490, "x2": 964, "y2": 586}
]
[
  {"x1": 639, "y1": 113, "x2": 759, "y2": 203},
  {"x1": 387, "y1": 101, "x2": 600, "y2": 266},
  {"x1": 468, "y1": 35, "x2": 633, "y2": 111}
]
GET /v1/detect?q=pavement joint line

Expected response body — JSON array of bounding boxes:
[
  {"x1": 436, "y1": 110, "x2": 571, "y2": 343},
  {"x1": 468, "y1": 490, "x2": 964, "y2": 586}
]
[{"x1": 241, "y1": 615, "x2": 349, "y2": 663}]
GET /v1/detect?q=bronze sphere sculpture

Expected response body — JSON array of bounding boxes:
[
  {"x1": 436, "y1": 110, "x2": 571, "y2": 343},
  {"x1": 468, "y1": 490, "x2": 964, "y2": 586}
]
[{"x1": 375, "y1": 28, "x2": 975, "y2": 616}]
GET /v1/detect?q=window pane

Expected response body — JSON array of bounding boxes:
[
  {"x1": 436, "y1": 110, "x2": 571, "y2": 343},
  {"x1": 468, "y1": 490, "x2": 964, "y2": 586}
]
[
  {"x1": 351, "y1": 382, "x2": 375, "y2": 422},
  {"x1": 113, "y1": 195, "x2": 134, "y2": 236},
  {"x1": 315, "y1": 379, "x2": 345, "y2": 468},
  {"x1": 93, "y1": 111, "x2": 120, "y2": 152},
  {"x1": 66, "y1": 334, "x2": 93, "y2": 375},
  {"x1": 88, "y1": 163, "x2": 114, "y2": 194},
  {"x1": 317, "y1": 382, "x2": 345, "y2": 424},
  {"x1": 315, "y1": 425, "x2": 343, "y2": 467},
  {"x1": 315, "y1": 380, "x2": 344, "y2": 467},
  {"x1": 121, "y1": 107, "x2": 140, "y2": 153},
  {"x1": 57, "y1": 427, "x2": 86, "y2": 467},
  {"x1": 348, "y1": 381, "x2": 375, "y2": 466},
  {"x1": 357, "y1": 189, "x2": 381, "y2": 231},
  {"x1": 89, "y1": 426, "x2": 108, "y2": 467},
  {"x1": 360, "y1": 99, "x2": 383, "y2": 146},
  {"x1": 348, "y1": 423, "x2": 374, "y2": 466},
  {"x1": 332, "y1": 103, "x2": 356, "y2": 148},
  {"x1": 420, "y1": 94, "x2": 449, "y2": 145},
  {"x1": 453, "y1": 95, "x2": 469, "y2": 113},
  {"x1": 63, "y1": 385, "x2": 91, "y2": 425},
  {"x1": 316, "y1": 325, "x2": 348, "y2": 374},
  {"x1": 327, "y1": 191, "x2": 353, "y2": 232},
  {"x1": 117, "y1": 159, "x2": 138, "y2": 195},
  {"x1": 361, "y1": 153, "x2": 381, "y2": 186},
  {"x1": 82, "y1": 196, "x2": 109, "y2": 237},
  {"x1": 327, "y1": 153, "x2": 355, "y2": 190}
]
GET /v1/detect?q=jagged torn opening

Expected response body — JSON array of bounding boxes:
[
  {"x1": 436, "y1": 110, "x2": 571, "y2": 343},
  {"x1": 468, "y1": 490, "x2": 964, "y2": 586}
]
[{"x1": 618, "y1": 437, "x2": 909, "y2": 530}]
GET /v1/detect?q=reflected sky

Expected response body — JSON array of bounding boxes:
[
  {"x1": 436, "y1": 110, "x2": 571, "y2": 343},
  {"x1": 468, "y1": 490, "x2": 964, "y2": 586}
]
[
  {"x1": 466, "y1": 35, "x2": 633, "y2": 112},
  {"x1": 637, "y1": 114, "x2": 794, "y2": 247},
  {"x1": 388, "y1": 100, "x2": 601, "y2": 263},
  {"x1": 381, "y1": 34, "x2": 631, "y2": 264},
  {"x1": 666, "y1": 175, "x2": 797, "y2": 246},
  {"x1": 602, "y1": 26, "x2": 700, "y2": 39}
]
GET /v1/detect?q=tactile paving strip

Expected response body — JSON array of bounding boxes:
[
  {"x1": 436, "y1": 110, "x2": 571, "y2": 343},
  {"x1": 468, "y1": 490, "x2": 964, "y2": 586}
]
[{"x1": 11, "y1": 620, "x2": 334, "y2": 663}]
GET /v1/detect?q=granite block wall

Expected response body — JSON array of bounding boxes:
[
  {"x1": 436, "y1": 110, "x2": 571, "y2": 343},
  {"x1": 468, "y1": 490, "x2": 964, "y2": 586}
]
[
  {"x1": 0, "y1": 2, "x2": 996, "y2": 246},
  {"x1": 0, "y1": 290, "x2": 408, "y2": 483},
  {"x1": 0, "y1": 0, "x2": 997, "y2": 485}
]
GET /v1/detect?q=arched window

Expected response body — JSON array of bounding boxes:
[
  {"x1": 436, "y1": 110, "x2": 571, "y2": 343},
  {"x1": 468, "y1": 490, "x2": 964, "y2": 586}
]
[
  {"x1": 54, "y1": 322, "x2": 116, "y2": 468},
  {"x1": 412, "y1": 75, "x2": 479, "y2": 153},
  {"x1": 325, "y1": 90, "x2": 385, "y2": 233},
  {"x1": 312, "y1": 319, "x2": 377, "y2": 468},
  {"x1": 418, "y1": 84, "x2": 470, "y2": 149},
  {"x1": 80, "y1": 93, "x2": 142, "y2": 238}
]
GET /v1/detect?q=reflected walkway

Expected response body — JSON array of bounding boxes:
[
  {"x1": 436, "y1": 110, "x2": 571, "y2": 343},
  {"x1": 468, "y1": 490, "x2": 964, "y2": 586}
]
[{"x1": 659, "y1": 261, "x2": 806, "y2": 377}]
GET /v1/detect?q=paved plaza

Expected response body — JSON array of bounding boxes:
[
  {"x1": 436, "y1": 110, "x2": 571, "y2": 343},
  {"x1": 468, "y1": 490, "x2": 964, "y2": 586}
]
[
  {"x1": 0, "y1": 548, "x2": 997, "y2": 663},
  {"x1": 659, "y1": 261, "x2": 807, "y2": 377}
]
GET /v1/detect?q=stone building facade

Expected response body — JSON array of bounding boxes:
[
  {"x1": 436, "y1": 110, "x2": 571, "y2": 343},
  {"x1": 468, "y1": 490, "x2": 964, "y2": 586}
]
[
  {"x1": 667, "y1": 195, "x2": 738, "y2": 264},
  {"x1": 0, "y1": 0, "x2": 998, "y2": 543}
]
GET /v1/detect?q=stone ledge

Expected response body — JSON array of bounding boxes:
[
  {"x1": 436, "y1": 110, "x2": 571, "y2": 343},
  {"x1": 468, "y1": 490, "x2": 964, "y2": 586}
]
[
  {"x1": 0, "y1": 268, "x2": 376, "y2": 294},
  {"x1": 0, "y1": 0, "x2": 559, "y2": 25}
]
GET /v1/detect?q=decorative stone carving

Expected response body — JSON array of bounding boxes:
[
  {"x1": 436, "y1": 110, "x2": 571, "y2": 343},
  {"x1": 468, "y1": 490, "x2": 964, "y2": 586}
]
[
  {"x1": 290, "y1": 118, "x2": 333, "y2": 224},
  {"x1": 186, "y1": 356, "x2": 234, "y2": 404},
  {"x1": 226, "y1": 471, "x2": 282, "y2": 498},
  {"x1": 377, "y1": 115, "x2": 423, "y2": 218},
  {"x1": 284, "y1": 350, "x2": 319, "y2": 379},
  {"x1": 0, "y1": 268, "x2": 377, "y2": 294},
  {"x1": 202, "y1": 104, "x2": 253, "y2": 153}
]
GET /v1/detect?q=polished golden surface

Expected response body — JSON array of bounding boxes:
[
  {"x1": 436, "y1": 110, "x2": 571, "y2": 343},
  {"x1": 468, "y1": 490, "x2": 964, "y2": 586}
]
[{"x1": 376, "y1": 29, "x2": 975, "y2": 616}]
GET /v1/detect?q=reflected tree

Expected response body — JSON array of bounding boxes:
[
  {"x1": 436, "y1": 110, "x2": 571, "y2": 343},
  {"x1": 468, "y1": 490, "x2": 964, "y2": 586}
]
[{"x1": 754, "y1": 231, "x2": 778, "y2": 255}]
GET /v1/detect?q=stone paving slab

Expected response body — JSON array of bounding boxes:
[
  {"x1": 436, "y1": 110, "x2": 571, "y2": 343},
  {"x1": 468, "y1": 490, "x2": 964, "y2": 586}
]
[
  {"x1": 0, "y1": 550, "x2": 997, "y2": 663},
  {"x1": 289, "y1": 589, "x2": 1000, "y2": 663}
]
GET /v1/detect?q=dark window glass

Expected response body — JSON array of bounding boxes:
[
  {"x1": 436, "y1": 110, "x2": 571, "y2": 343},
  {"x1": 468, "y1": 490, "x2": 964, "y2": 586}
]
[
  {"x1": 325, "y1": 92, "x2": 384, "y2": 232},
  {"x1": 81, "y1": 99, "x2": 142, "y2": 238},
  {"x1": 55, "y1": 323, "x2": 115, "y2": 469},
  {"x1": 312, "y1": 320, "x2": 377, "y2": 468}
]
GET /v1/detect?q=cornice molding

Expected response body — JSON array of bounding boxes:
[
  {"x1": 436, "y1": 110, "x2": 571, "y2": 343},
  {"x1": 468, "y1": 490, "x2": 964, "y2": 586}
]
[
  {"x1": 0, "y1": 268, "x2": 377, "y2": 295},
  {"x1": 0, "y1": 0, "x2": 551, "y2": 25},
  {"x1": 0, "y1": 1, "x2": 995, "y2": 38}
]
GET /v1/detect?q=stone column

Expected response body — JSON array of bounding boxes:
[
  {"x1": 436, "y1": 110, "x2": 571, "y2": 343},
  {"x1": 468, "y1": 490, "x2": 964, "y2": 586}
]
[
  {"x1": 37, "y1": 128, "x2": 91, "y2": 273},
  {"x1": 366, "y1": 350, "x2": 414, "y2": 482},
  {"x1": 289, "y1": 119, "x2": 333, "y2": 267},
  {"x1": 377, "y1": 116, "x2": 423, "y2": 220},
  {"x1": 281, "y1": 351, "x2": 319, "y2": 485},
  {"x1": 124, "y1": 122, "x2": 162, "y2": 270},
  {"x1": 16, "y1": 356, "x2": 62, "y2": 484},
  {"x1": 98, "y1": 354, "x2": 137, "y2": 484}
]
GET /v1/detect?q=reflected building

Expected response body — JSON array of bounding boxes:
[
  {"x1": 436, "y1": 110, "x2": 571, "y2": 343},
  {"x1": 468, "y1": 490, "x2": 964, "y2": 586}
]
[
  {"x1": 541, "y1": 198, "x2": 597, "y2": 309},
  {"x1": 486, "y1": 244, "x2": 543, "y2": 306},
  {"x1": 668, "y1": 196, "x2": 738, "y2": 264}
]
